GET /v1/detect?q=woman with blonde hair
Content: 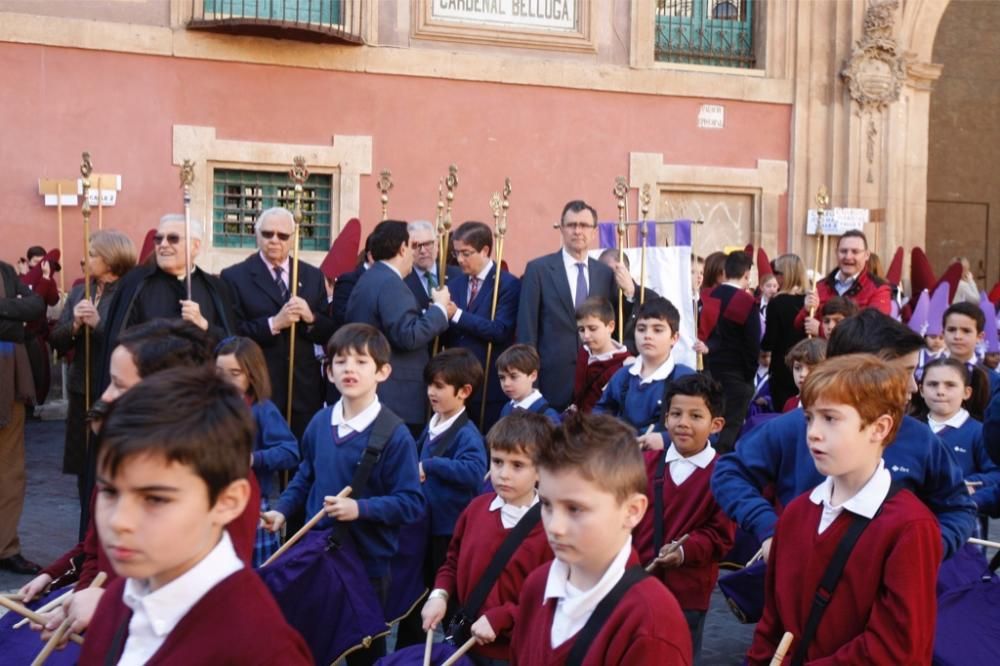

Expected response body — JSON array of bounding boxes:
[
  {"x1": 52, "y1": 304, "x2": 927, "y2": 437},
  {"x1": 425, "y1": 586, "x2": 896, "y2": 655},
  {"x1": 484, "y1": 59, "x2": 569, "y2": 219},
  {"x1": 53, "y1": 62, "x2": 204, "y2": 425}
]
[
  {"x1": 761, "y1": 253, "x2": 809, "y2": 410},
  {"x1": 50, "y1": 230, "x2": 136, "y2": 518}
]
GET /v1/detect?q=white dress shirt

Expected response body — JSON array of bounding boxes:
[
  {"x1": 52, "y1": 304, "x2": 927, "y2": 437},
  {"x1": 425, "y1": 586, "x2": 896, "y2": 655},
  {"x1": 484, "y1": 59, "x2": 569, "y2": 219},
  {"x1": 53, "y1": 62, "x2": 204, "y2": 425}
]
[
  {"x1": 585, "y1": 341, "x2": 628, "y2": 364},
  {"x1": 330, "y1": 397, "x2": 381, "y2": 438},
  {"x1": 428, "y1": 407, "x2": 465, "y2": 438},
  {"x1": 489, "y1": 492, "x2": 539, "y2": 529},
  {"x1": 562, "y1": 249, "x2": 589, "y2": 305},
  {"x1": 413, "y1": 265, "x2": 439, "y2": 294},
  {"x1": 452, "y1": 261, "x2": 494, "y2": 324},
  {"x1": 628, "y1": 355, "x2": 676, "y2": 385},
  {"x1": 118, "y1": 532, "x2": 243, "y2": 666},
  {"x1": 512, "y1": 389, "x2": 544, "y2": 410},
  {"x1": 832, "y1": 270, "x2": 857, "y2": 296},
  {"x1": 928, "y1": 408, "x2": 970, "y2": 434},
  {"x1": 808, "y1": 460, "x2": 891, "y2": 534},
  {"x1": 663, "y1": 443, "x2": 716, "y2": 486},
  {"x1": 543, "y1": 537, "x2": 633, "y2": 648}
]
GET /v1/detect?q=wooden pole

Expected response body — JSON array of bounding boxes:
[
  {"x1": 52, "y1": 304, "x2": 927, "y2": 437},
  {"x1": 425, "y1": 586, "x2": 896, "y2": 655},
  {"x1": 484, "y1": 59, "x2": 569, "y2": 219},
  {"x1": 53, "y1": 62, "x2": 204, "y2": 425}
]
[
  {"x1": 285, "y1": 157, "x2": 308, "y2": 423},
  {"x1": 422, "y1": 628, "x2": 435, "y2": 666},
  {"x1": 179, "y1": 160, "x2": 195, "y2": 301},
  {"x1": 614, "y1": 176, "x2": 628, "y2": 344},
  {"x1": 638, "y1": 184, "x2": 651, "y2": 306},
  {"x1": 807, "y1": 186, "x2": 830, "y2": 338},
  {"x1": 0, "y1": 597, "x2": 84, "y2": 646},
  {"x1": 30, "y1": 572, "x2": 106, "y2": 666},
  {"x1": 56, "y1": 183, "x2": 65, "y2": 294},
  {"x1": 96, "y1": 175, "x2": 103, "y2": 231},
  {"x1": 479, "y1": 180, "x2": 510, "y2": 430},
  {"x1": 80, "y1": 154, "x2": 93, "y2": 412},
  {"x1": 441, "y1": 638, "x2": 478, "y2": 666},
  {"x1": 262, "y1": 485, "x2": 351, "y2": 567},
  {"x1": 377, "y1": 169, "x2": 393, "y2": 221},
  {"x1": 769, "y1": 632, "x2": 795, "y2": 666}
]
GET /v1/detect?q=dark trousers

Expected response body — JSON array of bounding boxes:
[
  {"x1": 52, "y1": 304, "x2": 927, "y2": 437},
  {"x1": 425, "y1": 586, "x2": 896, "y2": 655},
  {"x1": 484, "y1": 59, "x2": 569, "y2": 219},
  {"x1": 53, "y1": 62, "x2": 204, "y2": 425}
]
[
  {"x1": 683, "y1": 609, "x2": 707, "y2": 665},
  {"x1": 346, "y1": 575, "x2": 391, "y2": 666},
  {"x1": 708, "y1": 369, "x2": 754, "y2": 454},
  {"x1": 395, "y1": 534, "x2": 452, "y2": 649}
]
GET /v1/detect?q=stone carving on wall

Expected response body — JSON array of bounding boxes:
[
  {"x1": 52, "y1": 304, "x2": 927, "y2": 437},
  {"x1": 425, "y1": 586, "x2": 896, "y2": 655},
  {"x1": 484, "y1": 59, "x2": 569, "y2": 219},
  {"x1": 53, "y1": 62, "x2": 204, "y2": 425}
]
[{"x1": 841, "y1": 0, "x2": 907, "y2": 183}]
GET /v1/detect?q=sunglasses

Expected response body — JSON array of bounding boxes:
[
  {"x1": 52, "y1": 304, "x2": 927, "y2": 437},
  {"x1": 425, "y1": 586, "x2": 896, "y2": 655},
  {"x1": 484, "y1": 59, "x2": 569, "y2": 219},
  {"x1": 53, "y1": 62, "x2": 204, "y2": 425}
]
[
  {"x1": 154, "y1": 233, "x2": 182, "y2": 245},
  {"x1": 261, "y1": 230, "x2": 292, "y2": 241}
]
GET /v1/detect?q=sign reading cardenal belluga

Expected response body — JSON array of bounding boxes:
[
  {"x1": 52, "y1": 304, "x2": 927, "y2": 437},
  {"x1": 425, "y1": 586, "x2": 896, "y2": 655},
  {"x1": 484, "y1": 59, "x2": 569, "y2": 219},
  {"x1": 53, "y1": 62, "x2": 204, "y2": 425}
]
[{"x1": 432, "y1": 0, "x2": 577, "y2": 31}]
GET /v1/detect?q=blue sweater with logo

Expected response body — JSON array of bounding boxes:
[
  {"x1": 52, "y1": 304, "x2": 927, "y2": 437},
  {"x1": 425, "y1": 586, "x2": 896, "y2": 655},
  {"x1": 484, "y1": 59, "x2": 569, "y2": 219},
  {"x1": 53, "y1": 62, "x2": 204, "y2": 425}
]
[
  {"x1": 594, "y1": 363, "x2": 696, "y2": 433},
  {"x1": 935, "y1": 417, "x2": 1000, "y2": 514},
  {"x1": 499, "y1": 394, "x2": 561, "y2": 423},
  {"x1": 417, "y1": 416, "x2": 488, "y2": 536},
  {"x1": 710, "y1": 409, "x2": 976, "y2": 558}
]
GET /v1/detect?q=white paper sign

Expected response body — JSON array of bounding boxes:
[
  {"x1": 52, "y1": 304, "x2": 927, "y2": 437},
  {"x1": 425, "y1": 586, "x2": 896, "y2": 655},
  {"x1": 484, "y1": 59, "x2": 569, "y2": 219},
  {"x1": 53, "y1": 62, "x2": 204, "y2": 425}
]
[
  {"x1": 806, "y1": 207, "x2": 870, "y2": 235},
  {"x1": 697, "y1": 104, "x2": 725, "y2": 129},
  {"x1": 85, "y1": 190, "x2": 118, "y2": 206},
  {"x1": 43, "y1": 194, "x2": 79, "y2": 206},
  {"x1": 432, "y1": 0, "x2": 577, "y2": 31}
]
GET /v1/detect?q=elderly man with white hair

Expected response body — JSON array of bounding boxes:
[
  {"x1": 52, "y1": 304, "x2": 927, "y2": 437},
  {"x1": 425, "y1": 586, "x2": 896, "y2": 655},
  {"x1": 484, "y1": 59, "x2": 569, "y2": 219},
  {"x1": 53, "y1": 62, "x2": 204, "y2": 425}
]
[
  {"x1": 221, "y1": 207, "x2": 336, "y2": 437},
  {"x1": 403, "y1": 220, "x2": 461, "y2": 311}
]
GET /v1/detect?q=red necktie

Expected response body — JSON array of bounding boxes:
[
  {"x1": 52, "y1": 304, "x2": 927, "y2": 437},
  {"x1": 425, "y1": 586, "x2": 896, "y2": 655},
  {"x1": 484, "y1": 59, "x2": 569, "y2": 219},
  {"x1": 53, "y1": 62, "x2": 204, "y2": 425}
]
[{"x1": 469, "y1": 277, "x2": 480, "y2": 304}]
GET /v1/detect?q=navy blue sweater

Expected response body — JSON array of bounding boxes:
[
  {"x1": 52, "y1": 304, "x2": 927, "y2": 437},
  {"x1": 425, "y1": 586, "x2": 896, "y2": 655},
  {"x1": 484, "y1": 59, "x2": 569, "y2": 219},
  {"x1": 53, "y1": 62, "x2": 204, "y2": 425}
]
[
  {"x1": 594, "y1": 362, "x2": 696, "y2": 433},
  {"x1": 417, "y1": 413, "x2": 488, "y2": 536},
  {"x1": 936, "y1": 417, "x2": 1000, "y2": 514},
  {"x1": 499, "y1": 394, "x2": 561, "y2": 423},
  {"x1": 250, "y1": 400, "x2": 301, "y2": 498},
  {"x1": 986, "y1": 390, "x2": 1000, "y2": 465},
  {"x1": 710, "y1": 409, "x2": 976, "y2": 558},
  {"x1": 274, "y1": 405, "x2": 426, "y2": 578}
]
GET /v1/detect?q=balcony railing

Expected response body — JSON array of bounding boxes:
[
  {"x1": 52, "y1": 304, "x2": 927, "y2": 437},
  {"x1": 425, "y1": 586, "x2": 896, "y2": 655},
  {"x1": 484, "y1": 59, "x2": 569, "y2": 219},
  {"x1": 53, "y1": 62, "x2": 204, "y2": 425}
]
[
  {"x1": 655, "y1": 0, "x2": 755, "y2": 69},
  {"x1": 188, "y1": 0, "x2": 364, "y2": 44}
]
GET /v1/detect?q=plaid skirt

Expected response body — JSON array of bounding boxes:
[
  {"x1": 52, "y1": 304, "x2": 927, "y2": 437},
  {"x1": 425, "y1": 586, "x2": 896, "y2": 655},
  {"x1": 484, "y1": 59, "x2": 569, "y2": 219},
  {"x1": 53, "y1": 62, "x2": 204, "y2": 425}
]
[{"x1": 253, "y1": 496, "x2": 281, "y2": 568}]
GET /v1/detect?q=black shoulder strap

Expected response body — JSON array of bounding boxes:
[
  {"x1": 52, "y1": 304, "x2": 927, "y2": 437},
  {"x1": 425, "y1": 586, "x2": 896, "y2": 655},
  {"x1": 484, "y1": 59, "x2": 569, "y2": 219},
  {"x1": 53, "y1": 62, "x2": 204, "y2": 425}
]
[
  {"x1": 791, "y1": 483, "x2": 901, "y2": 665},
  {"x1": 531, "y1": 398, "x2": 551, "y2": 415},
  {"x1": 460, "y1": 502, "x2": 542, "y2": 620},
  {"x1": 428, "y1": 412, "x2": 471, "y2": 459},
  {"x1": 104, "y1": 615, "x2": 132, "y2": 666},
  {"x1": 653, "y1": 451, "x2": 668, "y2": 555},
  {"x1": 349, "y1": 407, "x2": 404, "y2": 498},
  {"x1": 566, "y1": 566, "x2": 648, "y2": 666}
]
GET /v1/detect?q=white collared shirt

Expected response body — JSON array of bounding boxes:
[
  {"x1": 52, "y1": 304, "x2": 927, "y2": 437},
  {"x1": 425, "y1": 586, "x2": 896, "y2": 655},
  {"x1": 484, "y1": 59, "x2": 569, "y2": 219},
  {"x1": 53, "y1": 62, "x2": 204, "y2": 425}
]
[
  {"x1": 808, "y1": 460, "x2": 891, "y2": 534},
  {"x1": 628, "y1": 355, "x2": 676, "y2": 385},
  {"x1": 562, "y1": 248, "x2": 589, "y2": 305},
  {"x1": 428, "y1": 407, "x2": 465, "y2": 439},
  {"x1": 330, "y1": 397, "x2": 382, "y2": 438},
  {"x1": 928, "y1": 408, "x2": 970, "y2": 434},
  {"x1": 452, "y1": 261, "x2": 494, "y2": 323},
  {"x1": 833, "y1": 270, "x2": 858, "y2": 295},
  {"x1": 663, "y1": 443, "x2": 716, "y2": 486},
  {"x1": 118, "y1": 532, "x2": 243, "y2": 666},
  {"x1": 259, "y1": 251, "x2": 290, "y2": 289},
  {"x1": 585, "y1": 342, "x2": 628, "y2": 364},
  {"x1": 544, "y1": 537, "x2": 632, "y2": 648},
  {"x1": 512, "y1": 389, "x2": 544, "y2": 410},
  {"x1": 489, "y1": 492, "x2": 539, "y2": 529},
  {"x1": 414, "y1": 265, "x2": 439, "y2": 294}
]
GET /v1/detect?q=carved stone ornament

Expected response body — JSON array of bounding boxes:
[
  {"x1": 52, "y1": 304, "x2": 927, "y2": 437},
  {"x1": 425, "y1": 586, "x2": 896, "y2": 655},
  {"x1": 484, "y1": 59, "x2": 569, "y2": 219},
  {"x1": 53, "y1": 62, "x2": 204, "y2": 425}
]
[{"x1": 841, "y1": 0, "x2": 906, "y2": 113}]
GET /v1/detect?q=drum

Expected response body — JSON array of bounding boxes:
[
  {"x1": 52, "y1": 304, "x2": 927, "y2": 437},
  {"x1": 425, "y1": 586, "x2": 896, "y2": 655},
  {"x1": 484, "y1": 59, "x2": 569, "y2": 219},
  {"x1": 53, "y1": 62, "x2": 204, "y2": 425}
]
[
  {"x1": 0, "y1": 587, "x2": 81, "y2": 665},
  {"x1": 717, "y1": 560, "x2": 766, "y2": 624},
  {"x1": 375, "y1": 642, "x2": 474, "y2": 665},
  {"x1": 384, "y1": 515, "x2": 429, "y2": 625}
]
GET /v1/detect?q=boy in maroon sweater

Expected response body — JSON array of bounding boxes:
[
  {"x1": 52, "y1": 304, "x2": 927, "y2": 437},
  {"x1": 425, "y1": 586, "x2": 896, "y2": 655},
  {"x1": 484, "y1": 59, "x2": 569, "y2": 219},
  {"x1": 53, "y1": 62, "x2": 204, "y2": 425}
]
[
  {"x1": 747, "y1": 354, "x2": 942, "y2": 664},
  {"x1": 510, "y1": 412, "x2": 692, "y2": 665},
  {"x1": 79, "y1": 368, "x2": 310, "y2": 665},
  {"x1": 571, "y1": 297, "x2": 631, "y2": 413},
  {"x1": 634, "y1": 374, "x2": 734, "y2": 662},
  {"x1": 422, "y1": 412, "x2": 555, "y2": 663}
]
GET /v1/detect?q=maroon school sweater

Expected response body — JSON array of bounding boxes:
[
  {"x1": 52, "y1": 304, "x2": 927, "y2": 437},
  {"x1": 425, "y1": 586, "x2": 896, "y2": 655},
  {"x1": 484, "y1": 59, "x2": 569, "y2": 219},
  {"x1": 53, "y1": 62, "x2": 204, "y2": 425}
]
[
  {"x1": 79, "y1": 568, "x2": 312, "y2": 665},
  {"x1": 633, "y1": 451, "x2": 735, "y2": 611},
  {"x1": 434, "y1": 493, "x2": 553, "y2": 660},
  {"x1": 572, "y1": 346, "x2": 631, "y2": 413},
  {"x1": 510, "y1": 551, "x2": 692, "y2": 665},
  {"x1": 746, "y1": 489, "x2": 941, "y2": 665}
]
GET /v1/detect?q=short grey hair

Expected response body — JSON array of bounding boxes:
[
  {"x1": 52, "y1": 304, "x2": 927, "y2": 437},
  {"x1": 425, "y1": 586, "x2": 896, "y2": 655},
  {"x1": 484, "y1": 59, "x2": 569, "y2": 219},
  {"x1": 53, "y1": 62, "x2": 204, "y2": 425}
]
[
  {"x1": 407, "y1": 220, "x2": 436, "y2": 236},
  {"x1": 254, "y1": 207, "x2": 296, "y2": 235},
  {"x1": 159, "y1": 213, "x2": 202, "y2": 240}
]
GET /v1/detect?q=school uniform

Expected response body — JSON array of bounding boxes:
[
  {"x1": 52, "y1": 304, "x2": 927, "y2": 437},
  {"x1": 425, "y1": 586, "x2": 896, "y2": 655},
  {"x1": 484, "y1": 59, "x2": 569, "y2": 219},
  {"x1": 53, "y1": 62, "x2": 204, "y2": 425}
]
[
  {"x1": 434, "y1": 493, "x2": 553, "y2": 661},
  {"x1": 929, "y1": 410, "x2": 1000, "y2": 514},
  {"x1": 80, "y1": 533, "x2": 311, "y2": 666},
  {"x1": 249, "y1": 400, "x2": 300, "y2": 566},
  {"x1": 510, "y1": 539, "x2": 692, "y2": 665},
  {"x1": 273, "y1": 399, "x2": 425, "y2": 579},
  {"x1": 746, "y1": 463, "x2": 942, "y2": 664},
  {"x1": 711, "y1": 409, "x2": 976, "y2": 558},
  {"x1": 571, "y1": 343, "x2": 631, "y2": 413},
  {"x1": 499, "y1": 389, "x2": 561, "y2": 423},
  {"x1": 594, "y1": 357, "x2": 696, "y2": 433}
]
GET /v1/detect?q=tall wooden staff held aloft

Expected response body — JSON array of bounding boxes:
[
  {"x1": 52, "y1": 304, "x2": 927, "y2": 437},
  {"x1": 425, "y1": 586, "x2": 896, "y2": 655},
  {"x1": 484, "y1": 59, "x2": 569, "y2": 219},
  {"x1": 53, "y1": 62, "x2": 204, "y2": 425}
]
[
  {"x1": 807, "y1": 186, "x2": 831, "y2": 338},
  {"x1": 79, "y1": 153, "x2": 94, "y2": 411},
  {"x1": 438, "y1": 164, "x2": 458, "y2": 286},
  {"x1": 479, "y1": 178, "x2": 511, "y2": 429},
  {"x1": 179, "y1": 160, "x2": 195, "y2": 301},
  {"x1": 286, "y1": 156, "x2": 309, "y2": 422},
  {"x1": 638, "y1": 184, "x2": 652, "y2": 306},
  {"x1": 377, "y1": 169, "x2": 393, "y2": 221},
  {"x1": 613, "y1": 176, "x2": 629, "y2": 343}
]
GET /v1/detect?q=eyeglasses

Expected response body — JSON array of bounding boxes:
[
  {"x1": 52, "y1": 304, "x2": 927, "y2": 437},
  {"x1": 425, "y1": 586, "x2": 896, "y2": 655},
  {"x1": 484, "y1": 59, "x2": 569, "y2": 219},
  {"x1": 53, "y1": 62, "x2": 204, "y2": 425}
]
[
  {"x1": 412, "y1": 241, "x2": 436, "y2": 252},
  {"x1": 561, "y1": 222, "x2": 596, "y2": 230},
  {"x1": 154, "y1": 233, "x2": 182, "y2": 245},
  {"x1": 452, "y1": 249, "x2": 479, "y2": 259},
  {"x1": 260, "y1": 230, "x2": 292, "y2": 241}
]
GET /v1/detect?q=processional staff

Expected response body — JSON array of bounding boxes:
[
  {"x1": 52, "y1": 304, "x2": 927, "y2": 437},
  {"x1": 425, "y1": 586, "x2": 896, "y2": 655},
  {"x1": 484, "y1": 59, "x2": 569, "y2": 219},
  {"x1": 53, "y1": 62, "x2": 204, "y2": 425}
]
[
  {"x1": 286, "y1": 156, "x2": 309, "y2": 422},
  {"x1": 638, "y1": 184, "x2": 652, "y2": 306},
  {"x1": 478, "y1": 179, "x2": 511, "y2": 430},
  {"x1": 178, "y1": 160, "x2": 195, "y2": 301},
  {"x1": 377, "y1": 169, "x2": 393, "y2": 221},
  {"x1": 80, "y1": 153, "x2": 94, "y2": 412},
  {"x1": 807, "y1": 186, "x2": 831, "y2": 338},
  {"x1": 432, "y1": 165, "x2": 458, "y2": 356},
  {"x1": 613, "y1": 176, "x2": 629, "y2": 344}
]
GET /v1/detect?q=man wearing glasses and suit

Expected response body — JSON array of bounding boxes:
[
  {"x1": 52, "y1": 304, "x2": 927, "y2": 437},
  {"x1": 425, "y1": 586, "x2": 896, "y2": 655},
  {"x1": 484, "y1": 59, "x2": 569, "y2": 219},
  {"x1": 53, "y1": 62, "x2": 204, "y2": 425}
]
[
  {"x1": 221, "y1": 207, "x2": 336, "y2": 438},
  {"x1": 516, "y1": 200, "x2": 631, "y2": 411}
]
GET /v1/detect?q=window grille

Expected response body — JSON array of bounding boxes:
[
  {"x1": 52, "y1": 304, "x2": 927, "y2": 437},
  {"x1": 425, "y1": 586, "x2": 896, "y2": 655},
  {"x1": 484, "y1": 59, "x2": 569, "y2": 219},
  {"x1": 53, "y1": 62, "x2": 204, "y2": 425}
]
[{"x1": 655, "y1": 0, "x2": 755, "y2": 68}]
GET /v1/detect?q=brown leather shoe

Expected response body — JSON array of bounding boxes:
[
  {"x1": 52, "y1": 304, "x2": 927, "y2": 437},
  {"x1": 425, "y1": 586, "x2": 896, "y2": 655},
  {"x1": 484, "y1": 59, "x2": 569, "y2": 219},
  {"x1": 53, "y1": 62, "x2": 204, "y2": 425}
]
[{"x1": 0, "y1": 553, "x2": 42, "y2": 575}]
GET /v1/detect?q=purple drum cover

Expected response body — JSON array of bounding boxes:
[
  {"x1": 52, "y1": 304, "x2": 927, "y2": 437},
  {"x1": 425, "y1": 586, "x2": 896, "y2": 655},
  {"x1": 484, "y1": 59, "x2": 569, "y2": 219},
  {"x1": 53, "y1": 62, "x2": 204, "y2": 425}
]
[
  {"x1": 376, "y1": 642, "x2": 474, "y2": 665},
  {"x1": 717, "y1": 560, "x2": 766, "y2": 624},
  {"x1": 720, "y1": 527, "x2": 763, "y2": 571},
  {"x1": 0, "y1": 587, "x2": 81, "y2": 665},
  {"x1": 934, "y1": 578, "x2": 1000, "y2": 665},
  {"x1": 258, "y1": 527, "x2": 388, "y2": 664},
  {"x1": 385, "y1": 514, "x2": 430, "y2": 624},
  {"x1": 936, "y1": 542, "x2": 997, "y2": 596}
]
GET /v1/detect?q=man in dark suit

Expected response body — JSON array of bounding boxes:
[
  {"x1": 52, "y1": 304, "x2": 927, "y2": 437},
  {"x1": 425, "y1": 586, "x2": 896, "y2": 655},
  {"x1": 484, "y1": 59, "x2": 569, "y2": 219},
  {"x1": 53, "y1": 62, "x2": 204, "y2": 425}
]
[
  {"x1": 221, "y1": 207, "x2": 336, "y2": 438},
  {"x1": 517, "y1": 200, "x2": 631, "y2": 411},
  {"x1": 443, "y1": 221, "x2": 520, "y2": 431},
  {"x1": 330, "y1": 235, "x2": 372, "y2": 329},
  {"x1": 404, "y1": 220, "x2": 461, "y2": 310},
  {"x1": 346, "y1": 220, "x2": 452, "y2": 434}
]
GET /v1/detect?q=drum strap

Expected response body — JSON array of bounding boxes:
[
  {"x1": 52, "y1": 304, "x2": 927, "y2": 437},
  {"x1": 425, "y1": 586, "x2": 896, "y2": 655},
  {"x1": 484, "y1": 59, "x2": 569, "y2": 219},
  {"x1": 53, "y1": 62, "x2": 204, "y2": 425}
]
[
  {"x1": 349, "y1": 408, "x2": 404, "y2": 497},
  {"x1": 460, "y1": 503, "x2": 542, "y2": 620},
  {"x1": 791, "y1": 483, "x2": 900, "y2": 665},
  {"x1": 565, "y1": 566, "x2": 648, "y2": 666},
  {"x1": 653, "y1": 450, "x2": 668, "y2": 556}
]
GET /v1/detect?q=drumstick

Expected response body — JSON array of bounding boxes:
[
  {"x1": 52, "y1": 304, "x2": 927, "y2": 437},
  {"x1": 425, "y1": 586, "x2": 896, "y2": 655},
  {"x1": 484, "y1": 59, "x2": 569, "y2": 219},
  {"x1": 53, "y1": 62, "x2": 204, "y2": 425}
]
[
  {"x1": 441, "y1": 637, "x2": 478, "y2": 666},
  {"x1": 263, "y1": 485, "x2": 352, "y2": 567},
  {"x1": 769, "y1": 631, "x2": 794, "y2": 665},
  {"x1": 423, "y1": 628, "x2": 435, "y2": 666},
  {"x1": 746, "y1": 547, "x2": 765, "y2": 567},
  {"x1": 969, "y1": 537, "x2": 1000, "y2": 549},
  {"x1": 965, "y1": 480, "x2": 984, "y2": 487},
  {"x1": 30, "y1": 572, "x2": 108, "y2": 665},
  {"x1": 645, "y1": 534, "x2": 689, "y2": 573},
  {"x1": 0, "y1": 597, "x2": 85, "y2": 645},
  {"x1": 14, "y1": 589, "x2": 74, "y2": 629}
]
